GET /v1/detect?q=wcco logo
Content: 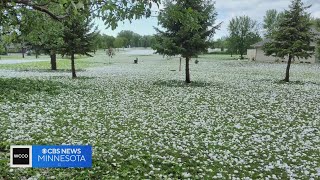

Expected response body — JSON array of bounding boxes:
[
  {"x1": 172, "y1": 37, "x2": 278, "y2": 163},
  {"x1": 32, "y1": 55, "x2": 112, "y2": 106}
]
[
  {"x1": 13, "y1": 154, "x2": 29, "y2": 158},
  {"x1": 10, "y1": 145, "x2": 32, "y2": 168}
]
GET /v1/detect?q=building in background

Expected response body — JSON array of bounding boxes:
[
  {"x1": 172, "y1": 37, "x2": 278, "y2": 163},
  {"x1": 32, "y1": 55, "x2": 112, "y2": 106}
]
[{"x1": 247, "y1": 28, "x2": 320, "y2": 63}]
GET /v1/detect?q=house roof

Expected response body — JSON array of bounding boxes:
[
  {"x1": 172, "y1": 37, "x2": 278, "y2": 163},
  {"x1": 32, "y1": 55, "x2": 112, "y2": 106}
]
[{"x1": 251, "y1": 39, "x2": 271, "y2": 48}]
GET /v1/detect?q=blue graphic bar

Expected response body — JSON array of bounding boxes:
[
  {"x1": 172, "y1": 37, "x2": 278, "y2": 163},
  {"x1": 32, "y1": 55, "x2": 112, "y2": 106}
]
[{"x1": 32, "y1": 145, "x2": 92, "y2": 168}]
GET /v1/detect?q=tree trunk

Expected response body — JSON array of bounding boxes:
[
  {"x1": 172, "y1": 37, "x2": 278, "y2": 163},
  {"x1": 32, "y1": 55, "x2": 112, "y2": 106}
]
[
  {"x1": 71, "y1": 53, "x2": 77, "y2": 78},
  {"x1": 240, "y1": 52, "x2": 244, "y2": 59},
  {"x1": 179, "y1": 57, "x2": 182, "y2": 71},
  {"x1": 50, "y1": 50, "x2": 57, "y2": 70},
  {"x1": 185, "y1": 57, "x2": 191, "y2": 83},
  {"x1": 22, "y1": 47, "x2": 25, "y2": 58},
  {"x1": 284, "y1": 55, "x2": 292, "y2": 82}
]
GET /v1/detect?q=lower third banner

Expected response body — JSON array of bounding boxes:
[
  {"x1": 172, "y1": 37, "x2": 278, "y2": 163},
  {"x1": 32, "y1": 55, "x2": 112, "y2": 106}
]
[
  {"x1": 11, "y1": 145, "x2": 92, "y2": 168},
  {"x1": 32, "y1": 145, "x2": 92, "y2": 168}
]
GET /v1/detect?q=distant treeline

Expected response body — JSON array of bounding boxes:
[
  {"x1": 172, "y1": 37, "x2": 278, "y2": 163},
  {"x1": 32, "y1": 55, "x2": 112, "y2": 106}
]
[
  {"x1": 94, "y1": 30, "x2": 156, "y2": 50},
  {"x1": 0, "y1": 30, "x2": 157, "y2": 55}
]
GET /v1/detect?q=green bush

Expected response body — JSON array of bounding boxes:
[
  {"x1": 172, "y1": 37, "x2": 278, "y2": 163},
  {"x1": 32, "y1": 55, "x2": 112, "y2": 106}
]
[{"x1": 0, "y1": 45, "x2": 7, "y2": 55}]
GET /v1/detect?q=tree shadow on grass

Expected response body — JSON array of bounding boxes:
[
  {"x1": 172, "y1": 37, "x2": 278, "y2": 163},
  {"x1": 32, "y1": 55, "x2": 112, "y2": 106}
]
[
  {"x1": 0, "y1": 78, "x2": 71, "y2": 102},
  {"x1": 48, "y1": 76, "x2": 96, "y2": 80},
  {"x1": 74, "y1": 77, "x2": 96, "y2": 80},
  {"x1": 275, "y1": 80, "x2": 320, "y2": 86},
  {"x1": 153, "y1": 80, "x2": 214, "y2": 88},
  {"x1": 19, "y1": 69, "x2": 87, "y2": 72},
  {"x1": 253, "y1": 79, "x2": 320, "y2": 86}
]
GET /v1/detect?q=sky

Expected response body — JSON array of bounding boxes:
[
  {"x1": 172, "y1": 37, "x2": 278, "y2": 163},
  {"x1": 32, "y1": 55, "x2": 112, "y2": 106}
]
[{"x1": 95, "y1": 0, "x2": 320, "y2": 40}]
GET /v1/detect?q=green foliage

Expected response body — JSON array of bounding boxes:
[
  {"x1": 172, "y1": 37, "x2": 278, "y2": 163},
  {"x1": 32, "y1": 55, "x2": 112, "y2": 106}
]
[
  {"x1": 1, "y1": 0, "x2": 160, "y2": 60},
  {"x1": 140, "y1": 35, "x2": 156, "y2": 48},
  {"x1": 153, "y1": 0, "x2": 220, "y2": 58},
  {"x1": 1, "y1": 0, "x2": 160, "y2": 36},
  {"x1": 113, "y1": 37, "x2": 127, "y2": 49},
  {"x1": 60, "y1": 10, "x2": 96, "y2": 57},
  {"x1": 0, "y1": 39, "x2": 6, "y2": 55},
  {"x1": 93, "y1": 33, "x2": 155, "y2": 49},
  {"x1": 94, "y1": 0, "x2": 160, "y2": 29},
  {"x1": 263, "y1": 0, "x2": 314, "y2": 59},
  {"x1": 104, "y1": 35, "x2": 116, "y2": 48},
  {"x1": 263, "y1": 9, "x2": 285, "y2": 38},
  {"x1": 227, "y1": 16, "x2": 261, "y2": 59},
  {"x1": 153, "y1": 0, "x2": 219, "y2": 83},
  {"x1": 311, "y1": 18, "x2": 320, "y2": 60},
  {"x1": 117, "y1": 30, "x2": 141, "y2": 48},
  {"x1": 312, "y1": 18, "x2": 320, "y2": 30},
  {"x1": 0, "y1": 78, "x2": 69, "y2": 102},
  {"x1": 20, "y1": 7, "x2": 64, "y2": 55},
  {"x1": 91, "y1": 33, "x2": 117, "y2": 49},
  {"x1": 212, "y1": 37, "x2": 228, "y2": 51}
]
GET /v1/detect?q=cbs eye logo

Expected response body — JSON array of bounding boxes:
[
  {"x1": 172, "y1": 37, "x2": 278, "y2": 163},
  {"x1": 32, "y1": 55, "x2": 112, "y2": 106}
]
[{"x1": 10, "y1": 146, "x2": 32, "y2": 167}]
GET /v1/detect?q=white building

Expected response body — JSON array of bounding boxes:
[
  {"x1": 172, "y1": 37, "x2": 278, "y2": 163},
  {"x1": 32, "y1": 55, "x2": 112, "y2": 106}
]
[{"x1": 247, "y1": 28, "x2": 319, "y2": 63}]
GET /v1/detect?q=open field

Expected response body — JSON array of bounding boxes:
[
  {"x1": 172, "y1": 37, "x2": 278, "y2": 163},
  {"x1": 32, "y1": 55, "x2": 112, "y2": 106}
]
[{"x1": 0, "y1": 50, "x2": 319, "y2": 179}]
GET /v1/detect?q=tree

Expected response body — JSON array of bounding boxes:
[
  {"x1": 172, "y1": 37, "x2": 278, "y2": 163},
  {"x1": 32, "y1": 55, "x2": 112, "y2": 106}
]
[
  {"x1": 263, "y1": 9, "x2": 285, "y2": 38},
  {"x1": 1, "y1": 0, "x2": 160, "y2": 27},
  {"x1": 61, "y1": 8, "x2": 96, "y2": 78},
  {"x1": 263, "y1": 0, "x2": 314, "y2": 82},
  {"x1": 1, "y1": 0, "x2": 160, "y2": 74},
  {"x1": 141, "y1": 35, "x2": 156, "y2": 48},
  {"x1": 0, "y1": 34, "x2": 6, "y2": 55},
  {"x1": 91, "y1": 34, "x2": 115, "y2": 49},
  {"x1": 225, "y1": 36, "x2": 237, "y2": 57},
  {"x1": 132, "y1": 33, "x2": 142, "y2": 47},
  {"x1": 113, "y1": 37, "x2": 126, "y2": 49},
  {"x1": 153, "y1": 0, "x2": 220, "y2": 83},
  {"x1": 104, "y1": 35, "x2": 115, "y2": 48},
  {"x1": 214, "y1": 37, "x2": 228, "y2": 52},
  {"x1": 311, "y1": 18, "x2": 320, "y2": 60},
  {"x1": 117, "y1": 30, "x2": 141, "y2": 47},
  {"x1": 1, "y1": 0, "x2": 69, "y2": 20},
  {"x1": 18, "y1": 8, "x2": 64, "y2": 70},
  {"x1": 92, "y1": 32, "x2": 103, "y2": 53},
  {"x1": 227, "y1": 16, "x2": 261, "y2": 59}
]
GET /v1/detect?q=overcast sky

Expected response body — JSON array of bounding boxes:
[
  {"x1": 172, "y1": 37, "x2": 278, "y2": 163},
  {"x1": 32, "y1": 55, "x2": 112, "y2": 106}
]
[{"x1": 95, "y1": 0, "x2": 320, "y2": 39}]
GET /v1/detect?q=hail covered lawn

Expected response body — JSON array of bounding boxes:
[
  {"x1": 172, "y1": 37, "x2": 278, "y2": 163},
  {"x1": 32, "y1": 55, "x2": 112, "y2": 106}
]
[{"x1": 0, "y1": 53, "x2": 319, "y2": 179}]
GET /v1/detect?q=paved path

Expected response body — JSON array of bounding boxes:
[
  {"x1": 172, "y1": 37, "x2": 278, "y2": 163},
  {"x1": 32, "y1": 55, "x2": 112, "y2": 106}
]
[
  {"x1": 124, "y1": 49, "x2": 155, "y2": 55},
  {"x1": 0, "y1": 59, "x2": 48, "y2": 64}
]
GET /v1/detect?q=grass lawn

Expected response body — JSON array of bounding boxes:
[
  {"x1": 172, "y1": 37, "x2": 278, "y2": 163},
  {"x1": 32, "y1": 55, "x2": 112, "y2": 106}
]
[
  {"x1": 0, "y1": 52, "x2": 106, "y2": 71},
  {"x1": 0, "y1": 54, "x2": 32, "y2": 60},
  {"x1": 0, "y1": 51, "x2": 319, "y2": 179}
]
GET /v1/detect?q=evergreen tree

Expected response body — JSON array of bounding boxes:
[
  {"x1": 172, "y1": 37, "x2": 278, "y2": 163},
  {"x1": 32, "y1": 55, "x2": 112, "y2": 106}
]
[
  {"x1": 263, "y1": 0, "x2": 314, "y2": 82},
  {"x1": 153, "y1": 0, "x2": 220, "y2": 83},
  {"x1": 61, "y1": 9, "x2": 96, "y2": 78},
  {"x1": 312, "y1": 18, "x2": 320, "y2": 60}
]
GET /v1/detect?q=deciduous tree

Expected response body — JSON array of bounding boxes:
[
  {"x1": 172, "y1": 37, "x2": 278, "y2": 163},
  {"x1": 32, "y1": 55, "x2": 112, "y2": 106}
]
[
  {"x1": 1, "y1": 0, "x2": 160, "y2": 27},
  {"x1": 113, "y1": 37, "x2": 126, "y2": 50},
  {"x1": 263, "y1": 9, "x2": 284, "y2": 38},
  {"x1": 227, "y1": 16, "x2": 261, "y2": 59},
  {"x1": 19, "y1": 8, "x2": 64, "y2": 69}
]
